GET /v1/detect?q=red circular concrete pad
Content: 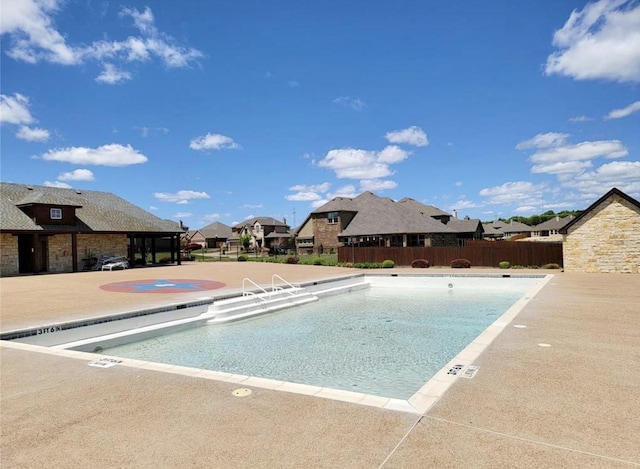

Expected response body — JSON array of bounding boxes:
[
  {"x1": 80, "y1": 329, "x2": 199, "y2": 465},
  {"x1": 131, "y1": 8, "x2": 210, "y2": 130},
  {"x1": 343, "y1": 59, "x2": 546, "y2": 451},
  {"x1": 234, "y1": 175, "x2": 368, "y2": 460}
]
[{"x1": 100, "y1": 278, "x2": 226, "y2": 293}]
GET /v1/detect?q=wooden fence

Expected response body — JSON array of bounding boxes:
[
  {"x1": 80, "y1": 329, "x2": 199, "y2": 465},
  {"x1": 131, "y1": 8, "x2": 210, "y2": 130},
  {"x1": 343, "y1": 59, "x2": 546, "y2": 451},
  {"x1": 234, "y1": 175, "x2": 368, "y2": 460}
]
[{"x1": 337, "y1": 242, "x2": 563, "y2": 267}]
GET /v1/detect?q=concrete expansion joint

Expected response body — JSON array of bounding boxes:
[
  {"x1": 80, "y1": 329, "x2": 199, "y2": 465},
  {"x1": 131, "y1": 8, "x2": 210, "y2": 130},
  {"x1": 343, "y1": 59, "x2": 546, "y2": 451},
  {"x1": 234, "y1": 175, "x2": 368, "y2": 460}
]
[{"x1": 423, "y1": 416, "x2": 639, "y2": 466}]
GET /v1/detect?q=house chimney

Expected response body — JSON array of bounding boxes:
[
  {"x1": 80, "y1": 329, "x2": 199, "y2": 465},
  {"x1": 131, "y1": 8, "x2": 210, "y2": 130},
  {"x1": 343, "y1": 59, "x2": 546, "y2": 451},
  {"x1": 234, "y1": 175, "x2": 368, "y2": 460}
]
[{"x1": 453, "y1": 209, "x2": 458, "y2": 218}]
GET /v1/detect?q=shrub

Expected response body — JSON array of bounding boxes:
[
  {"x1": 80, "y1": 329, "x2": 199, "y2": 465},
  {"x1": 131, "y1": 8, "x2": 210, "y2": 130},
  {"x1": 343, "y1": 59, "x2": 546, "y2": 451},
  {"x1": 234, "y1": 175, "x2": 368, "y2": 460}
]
[
  {"x1": 159, "y1": 256, "x2": 171, "y2": 264},
  {"x1": 312, "y1": 257, "x2": 324, "y2": 265},
  {"x1": 411, "y1": 259, "x2": 430, "y2": 268},
  {"x1": 498, "y1": 261, "x2": 511, "y2": 269},
  {"x1": 542, "y1": 263, "x2": 561, "y2": 269},
  {"x1": 237, "y1": 254, "x2": 248, "y2": 262},
  {"x1": 381, "y1": 259, "x2": 395, "y2": 268},
  {"x1": 286, "y1": 257, "x2": 299, "y2": 264},
  {"x1": 450, "y1": 258, "x2": 471, "y2": 268}
]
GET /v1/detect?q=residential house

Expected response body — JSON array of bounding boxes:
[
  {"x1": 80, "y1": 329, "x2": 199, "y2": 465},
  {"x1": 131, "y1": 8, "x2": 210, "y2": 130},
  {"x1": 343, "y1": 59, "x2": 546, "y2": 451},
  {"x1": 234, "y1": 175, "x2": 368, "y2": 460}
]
[
  {"x1": 530, "y1": 215, "x2": 575, "y2": 242},
  {"x1": 295, "y1": 192, "x2": 482, "y2": 254},
  {"x1": 397, "y1": 198, "x2": 484, "y2": 243},
  {"x1": 185, "y1": 221, "x2": 232, "y2": 249},
  {"x1": 482, "y1": 220, "x2": 533, "y2": 240},
  {"x1": 231, "y1": 217, "x2": 291, "y2": 252},
  {"x1": 0, "y1": 182, "x2": 185, "y2": 277},
  {"x1": 560, "y1": 188, "x2": 640, "y2": 273}
]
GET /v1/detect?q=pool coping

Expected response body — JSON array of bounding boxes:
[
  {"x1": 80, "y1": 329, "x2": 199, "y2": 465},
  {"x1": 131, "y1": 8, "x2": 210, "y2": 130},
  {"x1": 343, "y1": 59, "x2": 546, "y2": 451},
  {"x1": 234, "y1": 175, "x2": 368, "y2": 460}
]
[{"x1": 0, "y1": 273, "x2": 553, "y2": 415}]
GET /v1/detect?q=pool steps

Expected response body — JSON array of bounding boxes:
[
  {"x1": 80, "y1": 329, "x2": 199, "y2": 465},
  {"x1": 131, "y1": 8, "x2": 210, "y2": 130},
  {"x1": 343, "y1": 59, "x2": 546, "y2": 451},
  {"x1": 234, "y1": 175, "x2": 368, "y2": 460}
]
[{"x1": 11, "y1": 276, "x2": 370, "y2": 351}]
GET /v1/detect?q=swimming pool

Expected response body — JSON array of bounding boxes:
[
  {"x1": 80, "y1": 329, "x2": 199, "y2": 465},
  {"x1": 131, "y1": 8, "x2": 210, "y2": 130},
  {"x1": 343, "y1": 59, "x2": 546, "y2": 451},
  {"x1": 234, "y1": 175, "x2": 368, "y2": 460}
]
[{"x1": 101, "y1": 275, "x2": 549, "y2": 401}]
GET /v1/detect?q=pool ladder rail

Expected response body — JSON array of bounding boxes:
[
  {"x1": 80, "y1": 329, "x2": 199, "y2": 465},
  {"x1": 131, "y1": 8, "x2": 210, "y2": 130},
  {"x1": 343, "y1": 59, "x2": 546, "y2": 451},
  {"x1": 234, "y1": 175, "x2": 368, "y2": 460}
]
[{"x1": 206, "y1": 275, "x2": 319, "y2": 324}]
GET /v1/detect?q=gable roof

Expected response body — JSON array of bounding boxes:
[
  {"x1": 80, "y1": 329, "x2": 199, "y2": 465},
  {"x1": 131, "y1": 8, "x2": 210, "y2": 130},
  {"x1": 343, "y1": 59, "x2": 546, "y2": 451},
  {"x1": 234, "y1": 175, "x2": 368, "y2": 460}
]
[
  {"x1": 1, "y1": 182, "x2": 182, "y2": 233},
  {"x1": 397, "y1": 197, "x2": 451, "y2": 217},
  {"x1": 197, "y1": 221, "x2": 233, "y2": 239},
  {"x1": 483, "y1": 219, "x2": 533, "y2": 233},
  {"x1": 533, "y1": 215, "x2": 575, "y2": 231},
  {"x1": 323, "y1": 192, "x2": 456, "y2": 236},
  {"x1": 233, "y1": 216, "x2": 289, "y2": 229},
  {"x1": 312, "y1": 195, "x2": 359, "y2": 214},
  {"x1": 560, "y1": 187, "x2": 640, "y2": 234}
]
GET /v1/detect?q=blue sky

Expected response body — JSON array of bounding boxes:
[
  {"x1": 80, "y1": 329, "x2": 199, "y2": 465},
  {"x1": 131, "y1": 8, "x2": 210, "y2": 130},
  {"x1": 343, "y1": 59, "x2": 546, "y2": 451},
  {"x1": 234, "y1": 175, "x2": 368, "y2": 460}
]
[{"x1": 1, "y1": 0, "x2": 639, "y2": 228}]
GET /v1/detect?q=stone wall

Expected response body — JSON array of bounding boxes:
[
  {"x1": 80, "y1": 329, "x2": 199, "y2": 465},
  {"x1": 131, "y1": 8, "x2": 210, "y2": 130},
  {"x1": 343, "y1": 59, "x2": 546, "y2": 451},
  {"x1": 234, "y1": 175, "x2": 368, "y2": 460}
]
[
  {"x1": 0, "y1": 233, "x2": 19, "y2": 277},
  {"x1": 77, "y1": 234, "x2": 128, "y2": 270},
  {"x1": 0, "y1": 233, "x2": 129, "y2": 276},
  {"x1": 563, "y1": 195, "x2": 640, "y2": 273},
  {"x1": 48, "y1": 234, "x2": 74, "y2": 273}
]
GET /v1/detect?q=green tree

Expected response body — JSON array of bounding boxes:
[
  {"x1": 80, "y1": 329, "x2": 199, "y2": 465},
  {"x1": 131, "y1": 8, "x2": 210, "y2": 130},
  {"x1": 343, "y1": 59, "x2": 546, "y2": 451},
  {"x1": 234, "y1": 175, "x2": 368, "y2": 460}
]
[{"x1": 239, "y1": 232, "x2": 252, "y2": 251}]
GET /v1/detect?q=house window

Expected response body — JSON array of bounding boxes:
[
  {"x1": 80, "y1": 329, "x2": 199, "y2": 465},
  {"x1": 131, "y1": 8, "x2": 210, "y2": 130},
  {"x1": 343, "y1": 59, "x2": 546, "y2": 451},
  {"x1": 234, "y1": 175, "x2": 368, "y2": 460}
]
[
  {"x1": 50, "y1": 208, "x2": 62, "y2": 220},
  {"x1": 328, "y1": 212, "x2": 338, "y2": 224}
]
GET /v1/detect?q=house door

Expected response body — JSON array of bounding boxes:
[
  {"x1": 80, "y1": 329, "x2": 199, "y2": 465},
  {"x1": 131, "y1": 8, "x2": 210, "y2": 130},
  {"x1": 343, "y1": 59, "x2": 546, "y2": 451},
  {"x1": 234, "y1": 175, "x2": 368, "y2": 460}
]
[{"x1": 18, "y1": 235, "x2": 48, "y2": 274}]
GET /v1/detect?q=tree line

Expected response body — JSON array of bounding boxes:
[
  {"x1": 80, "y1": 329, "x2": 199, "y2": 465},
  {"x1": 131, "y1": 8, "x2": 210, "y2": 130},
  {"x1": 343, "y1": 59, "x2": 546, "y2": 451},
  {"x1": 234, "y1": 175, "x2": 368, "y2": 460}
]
[{"x1": 485, "y1": 209, "x2": 582, "y2": 227}]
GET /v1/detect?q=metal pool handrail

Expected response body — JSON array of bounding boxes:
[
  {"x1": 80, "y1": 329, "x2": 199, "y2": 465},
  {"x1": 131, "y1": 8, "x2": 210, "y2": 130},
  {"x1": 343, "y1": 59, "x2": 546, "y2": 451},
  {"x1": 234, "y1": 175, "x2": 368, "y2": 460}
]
[
  {"x1": 242, "y1": 278, "x2": 269, "y2": 303},
  {"x1": 271, "y1": 274, "x2": 298, "y2": 296}
]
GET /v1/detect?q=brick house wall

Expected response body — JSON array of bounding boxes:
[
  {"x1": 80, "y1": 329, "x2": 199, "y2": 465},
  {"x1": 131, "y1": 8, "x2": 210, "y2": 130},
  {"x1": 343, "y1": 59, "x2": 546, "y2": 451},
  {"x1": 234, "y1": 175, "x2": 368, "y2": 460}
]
[
  {"x1": 563, "y1": 195, "x2": 640, "y2": 273},
  {"x1": 312, "y1": 216, "x2": 343, "y2": 252}
]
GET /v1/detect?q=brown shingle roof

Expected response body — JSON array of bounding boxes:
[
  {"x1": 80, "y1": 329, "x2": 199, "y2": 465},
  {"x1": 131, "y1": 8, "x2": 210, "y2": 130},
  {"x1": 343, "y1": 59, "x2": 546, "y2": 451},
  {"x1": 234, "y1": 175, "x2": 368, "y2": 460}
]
[{"x1": 1, "y1": 182, "x2": 182, "y2": 233}]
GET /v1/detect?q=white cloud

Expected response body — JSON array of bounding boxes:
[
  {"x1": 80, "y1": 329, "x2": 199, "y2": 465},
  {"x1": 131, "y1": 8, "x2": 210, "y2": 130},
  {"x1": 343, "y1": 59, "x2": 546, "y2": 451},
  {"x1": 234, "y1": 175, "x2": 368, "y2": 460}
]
[
  {"x1": 569, "y1": 115, "x2": 594, "y2": 122},
  {"x1": 58, "y1": 169, "x2": 95, "y2": 181},
  {"x1": 333, "y1": 96, "x2": 367, "y2": 111},
  {"x1": 318, "y1": 148, "x2": 393, "y2": 179},
  {"x1": 529, "y1": 140, "x2": 628, "y2": 165},
  {"x1": 318, "y1": 145, "x2": 411, "y2": 180},
  {"x1": 0, "y1": 0, "x2": 77, "y2": 65},
  {"x1": 39, "y1": 144, "x2": 148, "y2": 166},
  {"x1": 289, "y1": 182, "x2": 331, "y2": 193},
  {"x1": 202, "y1": 213, "x2": 221, "y2": 222},
  {"x1": 479, "y1": 181, "x2": 547, "y2": 205},
  {"x1": 173, "y1": 212, "x2": 193, "y2": 218},
  {"x1": 604, "y1": 100, "x2": 640, "y2": 119},
  {"x1": 545, "y1": 0, "x2": 640, "y2": 83},
  {"x1": 43, "y1": 180, "x2": 72, "y2": 188},
  {"x1": 377, "y1": 145, "x2": 410, "y2": 164},
  {"x1": 16, "y1": 125, "x2": 49, "y2": 142},
  {"x1": 287, "y1": 80, "x2": 299, "y2": 87},
  {"x1": 359, "y1": 179, "x2": 397, "y2": 192},
  {"x1": 309, "y1": 185, "x2": 358, "y2": 208},
  {"x1": 0, "y1": 93, "x2": 35, "y2": 124},
  {"x1": 0, "y1": 3, "x2": 202, "y2": 83},
  {"x1": 449, "y1": 199, "x2": 483, "y2": 210},
  {"x1": 385, "y1": 126, "x2": 429, "y2": 147},
  {"x1": 189, "y1": 133, "x2": 241, "y2": 151},
  {"x1": 285, "y1": 192, "x2": 323, "y2": 202},
  {"x1": 285, "y1": 183, "x2": 331, "y2": 202},
  {"x1": 242, "y1": 204, "x2": 263, "y2": 209},
  {"x1": 154, "y1": 190, "x2": 210, "y2": 203},
  {"x1": 531, "y1": 160, "x2": 593, "y2": 174},
  {"x1": 560, "y1": 161, "x2": 640, "y2": 196},
  {"x1": 515, "y1": 132, "x2": 569, "y2": 150},
  {"x1": 95, "y1": 63, "x2": 132, "y2": 84}
]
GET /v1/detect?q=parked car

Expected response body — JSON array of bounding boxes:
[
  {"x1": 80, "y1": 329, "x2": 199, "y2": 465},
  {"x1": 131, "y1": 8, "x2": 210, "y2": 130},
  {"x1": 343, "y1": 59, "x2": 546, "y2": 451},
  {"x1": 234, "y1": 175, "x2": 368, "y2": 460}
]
[{"x1": 183, "y1": 243, "x2": 203, "y2": 251}]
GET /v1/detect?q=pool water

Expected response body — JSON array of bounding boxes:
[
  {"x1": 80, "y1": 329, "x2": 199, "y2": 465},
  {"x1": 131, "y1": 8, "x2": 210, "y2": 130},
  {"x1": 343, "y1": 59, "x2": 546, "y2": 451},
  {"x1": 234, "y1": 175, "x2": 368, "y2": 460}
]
[{"x1": 102, "y1": 276, "x2": 542, "y2": 399}]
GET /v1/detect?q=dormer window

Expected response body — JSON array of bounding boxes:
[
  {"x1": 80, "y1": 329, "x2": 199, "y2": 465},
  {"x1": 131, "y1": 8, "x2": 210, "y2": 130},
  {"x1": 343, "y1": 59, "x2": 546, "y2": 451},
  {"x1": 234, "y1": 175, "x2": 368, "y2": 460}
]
[
  {"x1": 50, "y1": 208, "x2": 62, "y2": 220},
  {"x1": 328, "y1": 212, "x2": 338, "y2": 224}
]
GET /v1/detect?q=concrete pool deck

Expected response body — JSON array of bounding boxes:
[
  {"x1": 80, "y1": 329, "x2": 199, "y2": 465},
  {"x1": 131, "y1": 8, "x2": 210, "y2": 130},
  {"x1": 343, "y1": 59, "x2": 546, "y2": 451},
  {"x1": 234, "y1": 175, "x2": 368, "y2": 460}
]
[{"x1": 1, "y1": 263, "x2": 639, "y2": 468}]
